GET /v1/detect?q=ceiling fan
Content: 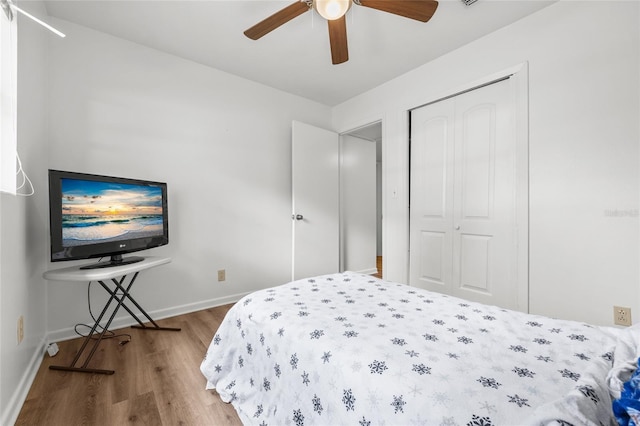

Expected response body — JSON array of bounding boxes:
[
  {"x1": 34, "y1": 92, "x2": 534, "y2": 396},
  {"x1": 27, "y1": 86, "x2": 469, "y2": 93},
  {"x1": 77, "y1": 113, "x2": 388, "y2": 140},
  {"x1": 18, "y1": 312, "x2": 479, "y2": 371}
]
[{"x1": 244, "y1": 0, "x2": 439, "y2": 65}]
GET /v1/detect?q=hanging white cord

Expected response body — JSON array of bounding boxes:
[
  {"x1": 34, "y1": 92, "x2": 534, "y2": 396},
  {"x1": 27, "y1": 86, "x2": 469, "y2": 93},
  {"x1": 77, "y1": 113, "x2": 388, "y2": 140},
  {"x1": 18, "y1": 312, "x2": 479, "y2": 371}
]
[{"x1": 15, "y1": 152, "x2": 34, "y2": 196}]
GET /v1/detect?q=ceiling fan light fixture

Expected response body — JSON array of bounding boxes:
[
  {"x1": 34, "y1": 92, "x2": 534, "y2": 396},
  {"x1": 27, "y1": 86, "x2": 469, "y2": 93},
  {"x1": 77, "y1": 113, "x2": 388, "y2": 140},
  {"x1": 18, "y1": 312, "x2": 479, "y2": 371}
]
[{"x1": 314, "y1": 0, "x2": 351, "y2": 21}]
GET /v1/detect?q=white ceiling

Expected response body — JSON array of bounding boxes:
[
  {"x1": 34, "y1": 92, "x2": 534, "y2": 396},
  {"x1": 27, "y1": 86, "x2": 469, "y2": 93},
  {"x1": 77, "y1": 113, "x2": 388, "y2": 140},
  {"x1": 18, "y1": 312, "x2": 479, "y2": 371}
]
[{"x1": 43, "y1": 0, "x2": 554, "y2": 106}]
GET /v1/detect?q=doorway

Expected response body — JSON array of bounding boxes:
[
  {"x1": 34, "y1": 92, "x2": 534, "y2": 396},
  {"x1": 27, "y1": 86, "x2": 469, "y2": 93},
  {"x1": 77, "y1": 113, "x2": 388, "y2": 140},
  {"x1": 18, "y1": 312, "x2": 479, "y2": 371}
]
[
  {"x1": 291, "y1": 120, "x2": 381, "y2": 280},
  {"x1": 340, "y1": 121, "x2": 382, "y2": 278}
]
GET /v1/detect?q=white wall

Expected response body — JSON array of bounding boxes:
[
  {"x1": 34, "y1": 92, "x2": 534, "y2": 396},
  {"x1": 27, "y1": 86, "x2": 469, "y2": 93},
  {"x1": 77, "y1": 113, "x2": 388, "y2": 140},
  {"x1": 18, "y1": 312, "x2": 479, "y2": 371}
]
[
  {"x1": 333, "y1": 1, "x2": 640, "y2": 326},
  {"x1": 44, "y1": 18, "x2": 333, "y2": 336},
  {"x1": 340, "y1": 134, "x2": 377, "y2": 273},
  {"x1": 0, "y1": 2, "x2": 50, "y2": 424}
]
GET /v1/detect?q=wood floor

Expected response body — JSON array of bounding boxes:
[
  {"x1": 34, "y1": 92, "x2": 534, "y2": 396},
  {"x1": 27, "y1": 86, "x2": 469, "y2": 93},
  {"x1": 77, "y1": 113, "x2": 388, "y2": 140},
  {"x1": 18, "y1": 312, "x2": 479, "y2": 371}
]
[
  {"x1": 15, "y1": 304, "x2": 243, "y2": 426},
  {"x1": 373, "y1": 255, "x2": 382, "y2": 279}
]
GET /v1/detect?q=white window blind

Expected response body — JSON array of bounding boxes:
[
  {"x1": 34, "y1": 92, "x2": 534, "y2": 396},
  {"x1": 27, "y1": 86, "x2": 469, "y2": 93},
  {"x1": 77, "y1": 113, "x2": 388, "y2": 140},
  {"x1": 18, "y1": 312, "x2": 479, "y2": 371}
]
[{"x1": 0, "y1": 5, "x2": 17, "y2": 195}]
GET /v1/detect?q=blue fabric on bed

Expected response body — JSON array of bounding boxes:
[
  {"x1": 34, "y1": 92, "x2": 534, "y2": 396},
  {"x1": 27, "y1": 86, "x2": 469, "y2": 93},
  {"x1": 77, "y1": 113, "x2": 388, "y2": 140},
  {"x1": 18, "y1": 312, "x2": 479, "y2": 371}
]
[{"x1": 613, "y1": 358, "x2": 640, "y2": 425}]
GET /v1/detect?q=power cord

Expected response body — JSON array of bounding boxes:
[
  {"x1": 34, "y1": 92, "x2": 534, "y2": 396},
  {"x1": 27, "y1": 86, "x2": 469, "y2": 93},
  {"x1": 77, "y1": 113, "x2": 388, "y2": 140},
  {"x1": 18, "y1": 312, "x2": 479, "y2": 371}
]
[{"x1": 73, "y1": 280, "x2": 132, "y2": 345}]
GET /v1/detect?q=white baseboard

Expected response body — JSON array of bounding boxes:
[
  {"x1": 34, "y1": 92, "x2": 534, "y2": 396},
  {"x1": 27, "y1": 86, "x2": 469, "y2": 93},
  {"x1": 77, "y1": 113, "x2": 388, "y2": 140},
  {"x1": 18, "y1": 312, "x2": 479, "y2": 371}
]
[
  {"x1": 353, "y1": 267, "x2": 378, "y2": 275},
  {"x1": 2, "y1": 336, "x2": 48, "y2": 426}
]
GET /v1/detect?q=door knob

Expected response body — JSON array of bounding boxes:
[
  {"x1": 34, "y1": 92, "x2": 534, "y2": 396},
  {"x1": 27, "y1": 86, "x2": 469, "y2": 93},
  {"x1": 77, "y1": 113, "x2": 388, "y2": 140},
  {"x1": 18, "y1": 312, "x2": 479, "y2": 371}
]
[
  {"x1": 455, "y1": 225, "x2": 461, "y2": 230},
  {"x1": 292, "y1": 214, "x2": 304, "y2": 220}
]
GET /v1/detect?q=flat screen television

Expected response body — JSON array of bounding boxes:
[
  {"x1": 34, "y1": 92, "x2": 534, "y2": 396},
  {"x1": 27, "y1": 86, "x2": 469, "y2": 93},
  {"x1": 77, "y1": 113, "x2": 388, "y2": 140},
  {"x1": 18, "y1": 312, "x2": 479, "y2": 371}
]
[{"x1": 48, "y1": 170, "x2": 169, "y2": 269}]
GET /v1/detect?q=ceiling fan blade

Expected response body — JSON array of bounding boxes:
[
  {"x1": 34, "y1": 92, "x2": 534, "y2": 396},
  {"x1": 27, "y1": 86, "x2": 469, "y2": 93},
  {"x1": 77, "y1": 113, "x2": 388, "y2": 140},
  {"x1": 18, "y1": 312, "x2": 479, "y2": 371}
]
[
  {"x1": 244, "y1": 1, "x2": 311, "y2": 40},
  {"x1": 358, "y1": 0, "x2": 438, "y2": 23},
  {"x1": 328, "y1": 16, "x2": 348, "y2": 65}
]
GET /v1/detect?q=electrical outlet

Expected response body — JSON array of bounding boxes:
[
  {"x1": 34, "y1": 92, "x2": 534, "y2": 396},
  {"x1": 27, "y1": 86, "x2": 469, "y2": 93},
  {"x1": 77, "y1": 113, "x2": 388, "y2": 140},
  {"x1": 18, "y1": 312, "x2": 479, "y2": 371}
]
[
  {"x1": 217, "y1": 269, "x2": 226, "y2": 282},
  {"x1": 17, "y1": 315, "x2": 24, "y2": 345},
  {"x1": 614, "y1": 306, "x2": 632, "y2": 326}
]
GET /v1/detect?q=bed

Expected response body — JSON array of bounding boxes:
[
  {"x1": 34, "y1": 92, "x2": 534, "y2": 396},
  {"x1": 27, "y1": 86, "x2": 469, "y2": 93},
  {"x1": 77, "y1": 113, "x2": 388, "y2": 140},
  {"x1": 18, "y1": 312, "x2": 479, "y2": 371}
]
[{"x1": 201, "y1": 272, "x2": 640, "y2": 425}]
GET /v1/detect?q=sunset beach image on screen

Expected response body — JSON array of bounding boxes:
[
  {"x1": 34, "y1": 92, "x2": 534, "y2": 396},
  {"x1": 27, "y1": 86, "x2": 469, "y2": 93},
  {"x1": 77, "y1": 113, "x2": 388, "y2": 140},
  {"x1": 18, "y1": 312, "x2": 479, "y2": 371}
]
[{"x1": 61, "y1": 178, "x2": 164, "y2": 247}]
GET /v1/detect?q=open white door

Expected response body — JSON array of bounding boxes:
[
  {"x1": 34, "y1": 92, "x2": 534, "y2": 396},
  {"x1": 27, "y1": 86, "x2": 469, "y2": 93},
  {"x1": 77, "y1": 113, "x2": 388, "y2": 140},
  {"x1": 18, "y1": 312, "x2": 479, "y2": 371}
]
[{"x1": 292, "y1": 121, "x2": 339, "y2": 280}]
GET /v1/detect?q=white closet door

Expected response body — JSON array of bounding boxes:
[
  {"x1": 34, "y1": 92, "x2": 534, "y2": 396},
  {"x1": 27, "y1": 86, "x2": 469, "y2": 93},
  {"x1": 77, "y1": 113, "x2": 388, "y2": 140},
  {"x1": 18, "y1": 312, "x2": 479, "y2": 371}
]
[
  {"x1": 410, "y1": 78, "x2": 523, "y2": 310},
  {"x1": 409, "y1": 97, "x2": 456, "y2": 293}
]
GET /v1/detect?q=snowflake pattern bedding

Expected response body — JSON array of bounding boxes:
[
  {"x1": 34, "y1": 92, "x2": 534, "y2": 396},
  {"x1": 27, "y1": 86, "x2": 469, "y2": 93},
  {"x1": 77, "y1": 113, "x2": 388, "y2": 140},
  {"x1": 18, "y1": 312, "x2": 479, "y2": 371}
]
[{"x1": 201, "y1": 272, "x2": 623, "y2": 425}]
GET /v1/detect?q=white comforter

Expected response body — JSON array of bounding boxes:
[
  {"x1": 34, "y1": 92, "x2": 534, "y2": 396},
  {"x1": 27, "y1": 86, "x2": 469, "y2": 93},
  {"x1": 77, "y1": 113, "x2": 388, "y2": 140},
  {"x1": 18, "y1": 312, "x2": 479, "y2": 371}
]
[{"x1": 201, "y1": 272, "x2": 623, "y2": 425}]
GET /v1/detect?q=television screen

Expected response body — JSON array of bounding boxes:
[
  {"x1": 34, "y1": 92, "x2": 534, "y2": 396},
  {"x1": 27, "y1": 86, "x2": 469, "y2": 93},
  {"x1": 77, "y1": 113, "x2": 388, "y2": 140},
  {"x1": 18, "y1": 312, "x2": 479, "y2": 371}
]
[
  {"x1": 60, "y1": 178, "x2": 164, "y2": 246},
  {"x1": 49, "y1": 170, "x2": 169, "y2": 269}
]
